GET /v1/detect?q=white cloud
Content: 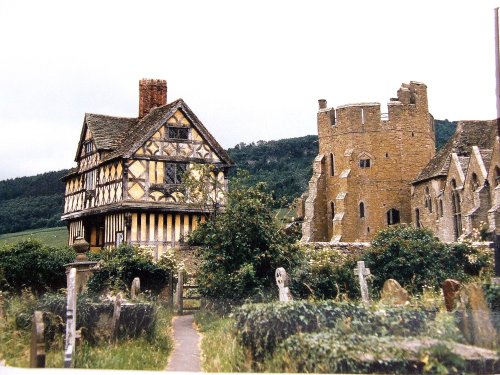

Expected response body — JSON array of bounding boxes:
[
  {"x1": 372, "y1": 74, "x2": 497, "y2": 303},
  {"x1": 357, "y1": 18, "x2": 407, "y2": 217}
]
[{"x1": 0, "y1": 0, "x2": 499, "y2": 179}]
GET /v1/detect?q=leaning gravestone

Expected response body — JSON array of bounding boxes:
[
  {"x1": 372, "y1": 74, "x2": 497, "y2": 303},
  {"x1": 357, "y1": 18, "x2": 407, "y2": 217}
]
[
  {"x1": 456, "y1": 283, "x2": 496, "y2": 349},
  {"x1": 380, "y1": 279, "x2": 409, "y2": 305},
  {"x1": 275, "y1": 267, "x2": 292, "y2": 302},
  {"x1": 30, "y1": 311, "x2": 45, "y2": 368},
  {"x1": 111, "y1": 293, "x2": 122, "y2": 341},
  {"x1": 442, "y1": 279, "x2": 461, "y2": 312},
  {"x1": 353, "y1": 261, "x2": 370, "y2": 303},
  {"x1": 131, "y1": 277, "x2": 140, "y2": 300}
]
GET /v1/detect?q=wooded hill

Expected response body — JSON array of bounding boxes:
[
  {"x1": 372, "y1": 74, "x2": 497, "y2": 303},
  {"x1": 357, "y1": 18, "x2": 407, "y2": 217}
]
[{"x1": 0, "y1": 120, "x2": 457, "y2": 235}]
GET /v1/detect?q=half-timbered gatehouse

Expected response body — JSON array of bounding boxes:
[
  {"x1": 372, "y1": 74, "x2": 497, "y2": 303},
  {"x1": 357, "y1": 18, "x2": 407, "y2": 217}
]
[{"x1": 62, "y1": 79, "x2": 233, "y2": 256}]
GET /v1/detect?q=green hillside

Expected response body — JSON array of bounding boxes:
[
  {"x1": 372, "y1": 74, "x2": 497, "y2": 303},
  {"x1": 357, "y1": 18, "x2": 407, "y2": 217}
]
[
  {"x1": 0, "y1": 120, "x2": 457, "y2": 236},
  {"x1": 0, "y1": 226, "x2": 68, "y2": 248}
]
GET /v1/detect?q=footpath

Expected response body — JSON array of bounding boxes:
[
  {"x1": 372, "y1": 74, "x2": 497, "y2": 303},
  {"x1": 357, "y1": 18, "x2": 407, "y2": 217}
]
[{"x1": 165, "y1": 315, "x2": 202, "y2": 372}]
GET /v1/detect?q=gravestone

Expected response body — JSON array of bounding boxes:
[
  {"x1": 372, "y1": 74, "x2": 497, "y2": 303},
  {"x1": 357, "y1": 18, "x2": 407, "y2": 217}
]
[
  {"x1": 442, "y1": 279, "x2": 461, "y2": 312},
  {"x1": 111, "y1": 293, "x2": 122, "y2": 341},
  {"x1": 456, "y1": 283, "x2": 496, "y2": 349},
  {"x1": 131, "y1": 277, "x2": 140, "y2": 300},
  {"x1": 275, "y1": 267, "x2": 292, "y2": 302},
  {"x1": 30, "y1": 311, "x2": 45, "y2": 368},
  {"x1": 64, "y1": 268, "x2": 77, "y2": 368},
  {"x1": 0, "y1": 291, "x2": 5, "y2": 320},
  {"x1": 353, "y1": 261, "x2": 370, "y2": 303},
  {"x1": 380, "y1": 279, "x2": 409, "y2": 305}
]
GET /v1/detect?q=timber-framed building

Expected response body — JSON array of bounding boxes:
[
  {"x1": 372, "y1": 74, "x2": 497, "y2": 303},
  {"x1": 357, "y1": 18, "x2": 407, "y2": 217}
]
[{"x1": 62, "y1": 79, "x2": 233, "y2": 256}]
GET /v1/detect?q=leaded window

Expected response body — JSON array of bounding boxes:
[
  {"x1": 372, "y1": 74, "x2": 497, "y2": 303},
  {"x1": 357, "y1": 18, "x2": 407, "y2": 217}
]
[
  {"x1": 168, "y1": 127, "x2": 189, "y2": 140},
  {"x1": 166, "y1": 163, "x2": 187, "y2": 184}
]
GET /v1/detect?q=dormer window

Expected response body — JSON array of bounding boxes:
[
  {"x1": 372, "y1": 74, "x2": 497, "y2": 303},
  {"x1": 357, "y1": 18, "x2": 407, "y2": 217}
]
[
  {"x1": 168, "y1": 127, "x2": 189, "y2": 140},
  {"x1": 83, "y1": 141, "x2": 93, "y2": 155},
  {"x1": 359, "y1": 159, "x2": 371, "y2": 168}
]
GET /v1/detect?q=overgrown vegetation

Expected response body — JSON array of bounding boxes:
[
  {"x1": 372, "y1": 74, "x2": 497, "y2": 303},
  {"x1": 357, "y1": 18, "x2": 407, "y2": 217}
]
[
  {"x1": 195, "y1": 310, "x2": 250, "y2": 372},
  {"x1": 366, "y1": 226, "x2": 491, "y2": 294},
  {"x1": 87, "y1": 245, "x2": 179, "y2": 296},
  {"x1": 0, "y1": 240, "x2": 75, "y2": 293},
  {"x1": 189, "y1": 172, "x2": 301, "y2": 302}
]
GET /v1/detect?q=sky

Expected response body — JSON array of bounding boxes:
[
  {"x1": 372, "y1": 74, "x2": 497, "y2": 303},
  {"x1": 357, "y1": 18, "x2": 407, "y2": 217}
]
[{"x1": 0, "y1": 0, "x2": 499, "y2": 180}]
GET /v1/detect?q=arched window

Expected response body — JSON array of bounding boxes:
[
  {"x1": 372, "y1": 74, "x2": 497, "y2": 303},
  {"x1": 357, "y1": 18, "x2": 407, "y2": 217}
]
[
  {"x1": 450, "y1": 179, "x2": 462, "y2": 239},
  {"x1": 359, "y1": 202, "x2": 365, "y2": 218},
  {"x1": 415, "y1": 208, "x2": 420, "y2": 228},
  {"x1": 471, "y1": 172, "x2": 479, "y2": 191},
  {"x1": 495, "y1": 166, "x2": 500, "y2": 186},
  {"x1": 330, "y1": 153, "x2": 335, "y2": 176},
  {"x1": 387, "y1": 208, "x2": 400, "y2": 225},
  {"x1": 330, "y1": 201, "x2": 335, "y2": 220}
]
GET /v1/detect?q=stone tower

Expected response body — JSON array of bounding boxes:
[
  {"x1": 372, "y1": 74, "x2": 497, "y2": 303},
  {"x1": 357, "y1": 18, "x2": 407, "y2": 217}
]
[{"x1": 301, "y1": 81, "x2": 435, "y2": 242}]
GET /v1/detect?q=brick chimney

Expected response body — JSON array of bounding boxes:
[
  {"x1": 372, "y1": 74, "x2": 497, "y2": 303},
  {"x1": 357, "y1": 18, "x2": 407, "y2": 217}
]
[{"x1": 139, "y1": 79, "x2": 167, "y2": 118}]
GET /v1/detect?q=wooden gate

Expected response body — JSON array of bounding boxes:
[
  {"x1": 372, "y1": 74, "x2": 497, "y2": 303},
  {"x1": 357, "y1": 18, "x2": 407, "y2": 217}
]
[{"x1": 175, "y1": 271, "x2": 201, "y2": 315}]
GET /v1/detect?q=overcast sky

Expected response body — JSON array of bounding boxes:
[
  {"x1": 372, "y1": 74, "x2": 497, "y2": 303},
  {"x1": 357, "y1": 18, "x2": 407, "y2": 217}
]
[{"x1": 0, "y1": 0, "x2": 499, "y2": 180}]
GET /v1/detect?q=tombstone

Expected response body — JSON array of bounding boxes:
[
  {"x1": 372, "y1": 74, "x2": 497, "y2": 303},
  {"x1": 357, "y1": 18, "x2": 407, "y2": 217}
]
[
  {"x1": 131, "y1": 277, "x2": 141, "y2": 300},
  {"x1": 0, "y1": 291, "x2": 5, "y2": 320},
  {"x1": 64, "y1": 268, "x2": 77, "y2": 368},
  {"x1": 353, "y1": 261, "x2": 371, "y2": 303},
  {"x1": 275, "y1": 267, "x2": 292, "y2": 302},
  {"x1": 30, "y1": 311, "x2": 45, "y2": 368},
  {"x1": 456, "y1": 283, "x2": 496, "y2": 349},
  {"x1": 111, "y1": 293, "x2": 122, "y2": 341},
  {"x1": 380, "y1": 279, "x2": 409, "y2": 305},
  {"x1": 442, "y1": 279, "x2": 461, "y2": 312}
]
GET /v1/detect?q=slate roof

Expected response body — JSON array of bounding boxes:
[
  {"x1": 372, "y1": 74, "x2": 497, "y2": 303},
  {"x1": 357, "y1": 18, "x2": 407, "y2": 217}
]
[
  {"x1": 75, "y1": 99, "x2": 233, "y2": 166},
  {"x1": 413, "y1": 120, "x2": 497, "y2": 184}
]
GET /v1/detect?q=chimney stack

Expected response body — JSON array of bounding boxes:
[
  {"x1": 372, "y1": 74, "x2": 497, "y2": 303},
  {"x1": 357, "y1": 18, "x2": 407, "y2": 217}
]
[{"x1": 139, "y1": 79, "x2": 167, "y2": 118}]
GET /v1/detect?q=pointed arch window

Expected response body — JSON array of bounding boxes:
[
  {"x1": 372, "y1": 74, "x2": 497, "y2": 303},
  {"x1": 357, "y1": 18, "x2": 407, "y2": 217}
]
[
  {"x1": 450, "y1": 178, "x2": 462, "y2": 239},
  {"x1": 471, "y1": 172, "x2": 479, "y2": 192}
]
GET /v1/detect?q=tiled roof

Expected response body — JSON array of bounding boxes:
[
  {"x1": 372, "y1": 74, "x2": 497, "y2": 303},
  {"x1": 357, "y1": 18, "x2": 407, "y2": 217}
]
[
  {"x1": 413, "y1": 120, "x2": 497, "y2": 184},
  {"x1": 79, "y1": 99, "x2": 233, "y2": 166}
]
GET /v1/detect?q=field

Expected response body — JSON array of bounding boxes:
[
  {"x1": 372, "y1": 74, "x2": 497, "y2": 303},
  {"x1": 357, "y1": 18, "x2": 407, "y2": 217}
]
[{"x1": 0, "y1": 226, "x2": 67, "y2": 247}]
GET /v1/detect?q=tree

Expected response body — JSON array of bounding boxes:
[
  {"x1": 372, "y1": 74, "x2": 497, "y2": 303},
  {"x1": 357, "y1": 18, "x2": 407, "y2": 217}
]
[{"x1": 188, "y1": 172, "x2": 301, "y2": 301}]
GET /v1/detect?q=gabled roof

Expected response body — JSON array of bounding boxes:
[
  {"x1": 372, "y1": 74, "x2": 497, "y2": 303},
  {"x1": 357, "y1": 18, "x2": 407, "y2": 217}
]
[
  {"x1": 413, "y1": 120, "x2": 497, "y2": 184},
  {"x1": 76, "y1": 98, "x2": 233, "y2": 166}
]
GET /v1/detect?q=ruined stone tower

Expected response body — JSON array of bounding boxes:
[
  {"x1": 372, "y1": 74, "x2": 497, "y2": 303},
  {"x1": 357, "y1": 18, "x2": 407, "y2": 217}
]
[{"x1": 301, "y1": 81, "x2": 435, "y2": 242}]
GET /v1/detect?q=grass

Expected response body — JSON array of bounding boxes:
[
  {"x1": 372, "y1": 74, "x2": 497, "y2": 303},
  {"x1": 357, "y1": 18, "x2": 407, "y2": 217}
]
[
  {"x1": 0, "y1": 226, "x2": 68, "y2": 247},
  {"x1": 0, "y1": 295, "x2": 173, "y2": 369},
  {"x1": 195, "y1": 310, "x2": 250, "y2": 372}
]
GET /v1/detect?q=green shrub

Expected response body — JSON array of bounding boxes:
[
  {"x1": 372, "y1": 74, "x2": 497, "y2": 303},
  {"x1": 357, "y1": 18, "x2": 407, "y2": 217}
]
[
  {"x1": 0, "y1": 239, "x2": 75, "y2": 293},
  {"x1": 189, "y1": 172, "x2": 302, "y2": 301},
  {"x1": 87, "y1": 245, "x2": 175, "y2": 296},
  {"x1": 366, "y1": 226, "x2": 490, "y2": 294},
  {"x1": 271, "y1": 331, "x2": 412, "y2": 373},
  {"x1": 290, "y1": 246, "x2": 361, "y2": 299},
  {"x1": 234, "y1": 300, "x2": 437, "y2": 363}
]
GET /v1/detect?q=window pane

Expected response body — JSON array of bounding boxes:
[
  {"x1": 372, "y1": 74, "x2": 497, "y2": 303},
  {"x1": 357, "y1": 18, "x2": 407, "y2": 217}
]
[
  {"x1": 178, "y1": 128, "x2": 189, "y2": 139},
  {"x1": 168, "y1": 127, "x2": 177, "y2": 139},
  {"x1": 166, "y1": 164, "x2": 176, "y2": 184}
]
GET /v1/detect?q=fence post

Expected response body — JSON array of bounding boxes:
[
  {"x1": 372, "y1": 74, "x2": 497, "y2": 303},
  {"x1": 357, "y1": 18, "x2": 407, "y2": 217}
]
[{"x1": 176, "y1": 271, "x2": 184, "y2": 315}]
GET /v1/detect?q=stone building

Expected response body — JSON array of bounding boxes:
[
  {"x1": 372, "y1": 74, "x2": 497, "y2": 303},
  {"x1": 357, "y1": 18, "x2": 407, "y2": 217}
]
[
  {"x1": 61, "y1": 79, "x2": 233, "y2": 256},
  {"x1": 411, "y1": 120, "x2": 500, "y2": 242},
  {"x1": 301, "y1": 82, "x2": 436, "y2": 242}
]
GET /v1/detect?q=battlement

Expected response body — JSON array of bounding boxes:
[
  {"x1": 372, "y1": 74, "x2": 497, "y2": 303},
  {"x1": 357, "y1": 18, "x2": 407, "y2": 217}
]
[{"x1": 317, "y1": 81, "x2": 429, "y2": 134}]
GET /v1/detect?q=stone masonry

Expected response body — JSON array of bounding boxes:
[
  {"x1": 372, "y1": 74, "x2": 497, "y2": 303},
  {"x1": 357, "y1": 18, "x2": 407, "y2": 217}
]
[{"x1": 301, "y1": 82, "x2": 435, "y2": 242}]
